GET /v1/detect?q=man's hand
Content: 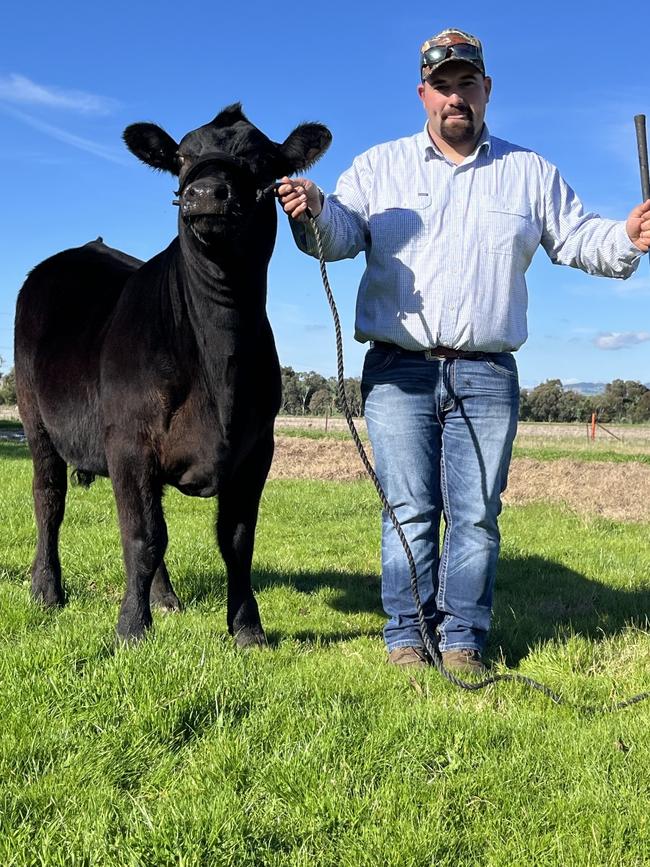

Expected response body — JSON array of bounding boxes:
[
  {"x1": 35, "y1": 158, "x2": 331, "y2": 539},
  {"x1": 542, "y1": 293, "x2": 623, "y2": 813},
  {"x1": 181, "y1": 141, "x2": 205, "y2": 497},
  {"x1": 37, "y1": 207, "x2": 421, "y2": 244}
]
[
  {"x1": 626, "y1": 199, "x2": 650, "y2": 252},
  {"x1": 276, "y1": 177, "x2": 322, "y2": 223}
]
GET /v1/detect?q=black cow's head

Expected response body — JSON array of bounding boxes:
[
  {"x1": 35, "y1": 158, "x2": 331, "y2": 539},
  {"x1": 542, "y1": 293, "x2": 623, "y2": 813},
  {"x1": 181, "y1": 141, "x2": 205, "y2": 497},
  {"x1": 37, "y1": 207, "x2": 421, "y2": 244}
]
[{"x1": 123, "y1": 104, "x2": 331, "y2": 247}]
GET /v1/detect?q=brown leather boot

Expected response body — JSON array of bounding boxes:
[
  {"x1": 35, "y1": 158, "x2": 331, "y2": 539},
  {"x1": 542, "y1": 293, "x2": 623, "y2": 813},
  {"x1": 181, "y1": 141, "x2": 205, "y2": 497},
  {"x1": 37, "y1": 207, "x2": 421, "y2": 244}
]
[
  {"x1": 388, "y1": 646, "x2": 429, "y2": 669},
  {"x1": 441, "y1": 648, "x2": 486, "y2": 675}
]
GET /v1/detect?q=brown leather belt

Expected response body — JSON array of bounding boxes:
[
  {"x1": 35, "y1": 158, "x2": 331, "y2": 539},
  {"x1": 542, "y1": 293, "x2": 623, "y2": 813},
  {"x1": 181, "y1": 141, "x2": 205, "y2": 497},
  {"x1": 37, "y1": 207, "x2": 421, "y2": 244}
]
[{"x1": 372, "y1": 340, "x2": 490, "y2": 360}]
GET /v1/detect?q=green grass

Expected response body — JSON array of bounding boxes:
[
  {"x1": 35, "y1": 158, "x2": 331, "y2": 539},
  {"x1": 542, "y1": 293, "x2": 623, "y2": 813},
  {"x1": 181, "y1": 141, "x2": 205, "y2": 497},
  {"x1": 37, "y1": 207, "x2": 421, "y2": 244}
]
[
  {"x1": 275, "y1": 425, "x2": 365, "y2": 442},
  {"x1": 512, "y1": 444, "x2": 650, "y2": 464},
  {"x1": 1, "y1": 441, "x2": 650, "y2": 865}
]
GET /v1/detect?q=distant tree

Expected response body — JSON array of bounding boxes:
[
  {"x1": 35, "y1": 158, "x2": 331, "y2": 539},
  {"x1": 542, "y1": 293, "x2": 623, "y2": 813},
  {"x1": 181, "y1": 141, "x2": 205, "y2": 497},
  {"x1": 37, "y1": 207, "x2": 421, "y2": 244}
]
[
  {"x1": 0, "y1": 367, "x2": 16, "y2": 405},
  {"x1": 279, "y1": 367, "x2": 332, "y2": 415},
  {"x1": 300, "y1": 371, "x2": 328, "y2": 414},
  {"x1": 309, "y1": 387, "x2": 333, "y2": 415},
  {"x1": 631, "y1": 390, "x2": 650, "y2": 423},
  {"x1": 556, "y1": 389, "x2": 591, "y2": 422},
  {"x1": 280, "y1": 366, "x2": 304, "y2": 414},
  {"x1": 518, "y1": 388, "x2": 532, "y2": 421},
  {"x1": 596, "y1": 379, "x2": 649, "y2": 422},
  {"x1": 334, "y1": 377, "x2": 363, "y2": 417},
  {"x1": 526, "y1": 379, "x2": 564, "y2": 421}
]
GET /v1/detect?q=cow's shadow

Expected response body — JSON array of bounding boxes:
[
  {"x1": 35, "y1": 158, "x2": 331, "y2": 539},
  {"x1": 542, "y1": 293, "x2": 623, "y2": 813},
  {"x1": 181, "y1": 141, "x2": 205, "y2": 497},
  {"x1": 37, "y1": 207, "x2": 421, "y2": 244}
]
[
  {"x1": 177, "y1": 554, "x2": 650, "y2": 664},
  {"x1": 5, "y1": 550, "x2": 647, "y2": 663}
]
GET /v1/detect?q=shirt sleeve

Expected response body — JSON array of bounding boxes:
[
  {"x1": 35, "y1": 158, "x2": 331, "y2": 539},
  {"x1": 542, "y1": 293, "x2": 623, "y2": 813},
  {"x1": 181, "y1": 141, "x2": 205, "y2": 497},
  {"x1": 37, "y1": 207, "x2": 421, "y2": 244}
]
[
  {"x1": 540, "y1": 164, "x2": 643, "y2": 278},
  {"x1": 289, "y1": 152, "x2": 372, "y2": 261}
]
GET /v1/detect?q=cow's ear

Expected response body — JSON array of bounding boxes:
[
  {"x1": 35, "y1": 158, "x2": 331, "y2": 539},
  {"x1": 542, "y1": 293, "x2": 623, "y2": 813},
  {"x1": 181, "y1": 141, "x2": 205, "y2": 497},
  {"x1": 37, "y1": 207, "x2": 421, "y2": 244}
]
[
  {"x1": 279, "y1": 123, "x2": 332, "y2": 173},
  {"x1": 123, "y1": 123, "x2": 180, "y2": 175}
]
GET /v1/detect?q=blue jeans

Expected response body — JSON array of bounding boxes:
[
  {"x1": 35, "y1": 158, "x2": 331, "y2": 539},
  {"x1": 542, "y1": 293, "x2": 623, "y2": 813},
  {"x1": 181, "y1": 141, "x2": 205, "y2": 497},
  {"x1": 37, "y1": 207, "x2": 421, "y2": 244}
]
[{"x1": 361, "y1": 344, "x2": 519, "y2": 653}]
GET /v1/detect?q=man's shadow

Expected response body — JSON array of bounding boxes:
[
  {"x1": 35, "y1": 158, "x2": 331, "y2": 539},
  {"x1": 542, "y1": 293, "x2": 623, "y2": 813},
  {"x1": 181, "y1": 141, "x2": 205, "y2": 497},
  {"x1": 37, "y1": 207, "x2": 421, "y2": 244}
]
[
  {"x1": 358, "y1": 209, "x2": 436, "y2": 348},
  {"x1": 489, "y1": 554, "x2": 650, "y2": 666},
  {"x1": 177, "y1": 555, "x2": 650, "y2": 662}
]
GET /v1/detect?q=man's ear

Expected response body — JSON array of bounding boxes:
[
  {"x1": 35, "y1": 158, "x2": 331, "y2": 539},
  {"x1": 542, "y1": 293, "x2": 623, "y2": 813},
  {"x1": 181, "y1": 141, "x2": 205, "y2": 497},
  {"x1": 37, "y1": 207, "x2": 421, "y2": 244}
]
[
  {"x1": 122, "y1": 123, "x2": 180, "y2": 174},
  {"x1": 278, "y1": 123, "x2": 332, "y2": 174},
  {"x1": 484, "y1": 75, "x2": 492, "y2": 103}
]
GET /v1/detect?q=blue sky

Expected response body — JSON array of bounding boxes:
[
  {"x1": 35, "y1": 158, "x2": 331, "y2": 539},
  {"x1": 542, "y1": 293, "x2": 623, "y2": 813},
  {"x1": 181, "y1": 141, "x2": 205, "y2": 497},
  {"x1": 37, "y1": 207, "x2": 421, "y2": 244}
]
[{"x1": 1, "y1": 0, "x2": 649, "y2": 388}]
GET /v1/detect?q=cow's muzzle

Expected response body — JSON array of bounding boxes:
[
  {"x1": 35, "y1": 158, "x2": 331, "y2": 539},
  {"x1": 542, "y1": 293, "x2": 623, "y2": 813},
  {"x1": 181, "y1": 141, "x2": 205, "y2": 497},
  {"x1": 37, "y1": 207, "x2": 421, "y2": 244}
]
[
  {"x1": 171, "y1": 151, "x2": 278, "y2": 217},
  {"x1": 178, "y1": 179, "x2": 233, "y2": 218}
]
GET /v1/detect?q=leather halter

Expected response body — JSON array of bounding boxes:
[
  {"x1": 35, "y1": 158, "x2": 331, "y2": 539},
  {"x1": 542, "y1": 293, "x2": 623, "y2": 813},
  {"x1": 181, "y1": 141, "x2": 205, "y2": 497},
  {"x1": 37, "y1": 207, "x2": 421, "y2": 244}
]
[{"x1": 174, "y1": 151, "x2": 278, "y2": 203}]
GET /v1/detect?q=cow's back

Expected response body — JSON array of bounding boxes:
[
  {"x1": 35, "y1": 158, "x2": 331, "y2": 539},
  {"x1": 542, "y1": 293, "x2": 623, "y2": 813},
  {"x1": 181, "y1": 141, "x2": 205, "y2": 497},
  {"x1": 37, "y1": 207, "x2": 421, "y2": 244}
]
[{"x1": 15, "y1": 239, "x2": 143, "y2": 471}]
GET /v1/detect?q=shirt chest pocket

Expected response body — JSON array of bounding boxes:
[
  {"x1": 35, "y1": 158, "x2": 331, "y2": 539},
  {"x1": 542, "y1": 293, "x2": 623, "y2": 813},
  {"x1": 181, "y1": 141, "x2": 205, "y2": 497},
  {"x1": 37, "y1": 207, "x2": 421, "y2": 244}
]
[
  {"x1": 480, "y1": 196, "x2": 540, "y2": 257},
  {"x1": 369, "y1": 194, "x2": 432, "y2": 252}
]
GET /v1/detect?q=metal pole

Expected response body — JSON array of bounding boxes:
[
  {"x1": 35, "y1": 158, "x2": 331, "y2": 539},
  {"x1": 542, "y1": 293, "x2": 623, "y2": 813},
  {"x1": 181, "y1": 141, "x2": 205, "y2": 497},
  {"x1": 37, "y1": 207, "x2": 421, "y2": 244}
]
[{"x1": 634, "y1": 114, "x2": 650, "y2": 202}]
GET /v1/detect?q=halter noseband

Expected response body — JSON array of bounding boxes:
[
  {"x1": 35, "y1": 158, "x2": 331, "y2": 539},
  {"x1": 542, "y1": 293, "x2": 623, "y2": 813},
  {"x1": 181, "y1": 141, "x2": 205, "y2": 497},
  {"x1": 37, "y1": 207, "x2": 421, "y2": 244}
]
[{"x1": 174, "y1": 151, "x2": 278, "y2": 203}]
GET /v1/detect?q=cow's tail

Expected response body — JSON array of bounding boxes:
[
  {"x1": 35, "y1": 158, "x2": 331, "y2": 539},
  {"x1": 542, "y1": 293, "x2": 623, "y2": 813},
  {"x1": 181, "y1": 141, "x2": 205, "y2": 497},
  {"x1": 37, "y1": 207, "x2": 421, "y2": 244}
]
[{"x1": 71, "y1": 468, "x2": 96, "y2": 488}]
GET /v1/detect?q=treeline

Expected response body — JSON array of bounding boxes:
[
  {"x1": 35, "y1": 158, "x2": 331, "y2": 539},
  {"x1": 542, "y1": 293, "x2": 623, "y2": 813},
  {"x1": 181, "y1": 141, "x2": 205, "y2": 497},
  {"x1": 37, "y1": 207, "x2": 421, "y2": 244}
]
[
  {"x1": 2, "y1": 363, "x2": 648, "y2": 423},
  {"x1": 280, "y1": 368, "x2": 650, "y2": 424},
  {"x1": 520, "y1": 379, "x2": 650, "y2": 423},
  {"x1": 280, "y1": 367, "x2": 362, "y2": 416}
]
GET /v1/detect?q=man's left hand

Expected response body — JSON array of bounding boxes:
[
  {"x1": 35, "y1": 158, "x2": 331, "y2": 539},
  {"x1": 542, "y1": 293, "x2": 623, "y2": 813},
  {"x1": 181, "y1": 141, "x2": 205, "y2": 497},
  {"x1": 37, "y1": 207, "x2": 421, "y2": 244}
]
[{"x1": 626, "y1": 199, "x2": 650, "y2": 252}]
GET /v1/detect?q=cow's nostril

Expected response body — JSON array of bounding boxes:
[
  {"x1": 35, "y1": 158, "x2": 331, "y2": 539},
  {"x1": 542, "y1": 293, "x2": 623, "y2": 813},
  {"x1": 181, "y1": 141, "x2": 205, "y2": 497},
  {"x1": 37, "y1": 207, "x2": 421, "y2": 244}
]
[{"x1": 213, "y1": 185, "x2": 229, "y2": 201}]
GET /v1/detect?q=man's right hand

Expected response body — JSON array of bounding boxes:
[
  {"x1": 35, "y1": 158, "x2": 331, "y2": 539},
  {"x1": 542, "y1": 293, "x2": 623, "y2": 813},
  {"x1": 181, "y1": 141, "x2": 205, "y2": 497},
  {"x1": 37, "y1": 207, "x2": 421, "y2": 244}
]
[{"x1": 276, "y1": 176, "x2": 323, "y2": 223}]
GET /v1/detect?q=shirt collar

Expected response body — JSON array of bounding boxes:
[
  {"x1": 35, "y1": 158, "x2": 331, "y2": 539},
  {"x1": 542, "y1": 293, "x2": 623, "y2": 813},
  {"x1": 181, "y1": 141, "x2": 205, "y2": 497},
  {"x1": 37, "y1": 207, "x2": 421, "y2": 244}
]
[{"x1": 419, "y1": 122, "x2": 492, "y2": 162}]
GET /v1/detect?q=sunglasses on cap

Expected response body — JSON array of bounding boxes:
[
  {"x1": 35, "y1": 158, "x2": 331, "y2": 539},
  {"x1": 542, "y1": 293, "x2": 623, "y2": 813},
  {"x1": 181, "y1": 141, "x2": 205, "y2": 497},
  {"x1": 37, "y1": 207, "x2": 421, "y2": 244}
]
[{"x1": 421, "y1": 43, "x2": 484, "y2": 77}]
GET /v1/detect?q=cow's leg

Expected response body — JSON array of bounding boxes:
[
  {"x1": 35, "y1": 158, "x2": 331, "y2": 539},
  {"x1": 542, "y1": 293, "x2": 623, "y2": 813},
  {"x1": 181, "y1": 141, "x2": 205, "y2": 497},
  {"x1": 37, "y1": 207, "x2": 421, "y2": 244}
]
[
  {"x1": 217, "y1": 434, "x2": 273, "y2": 648},
  {"x1": 107, "y1": 443, "x2": 167, "y2": 641},
  {"x1": 27, "y1": 423, "x2": 67, "y2": 607},
  {"x1": 150, "y1": 560, "x2": 182, "y2": 612}
]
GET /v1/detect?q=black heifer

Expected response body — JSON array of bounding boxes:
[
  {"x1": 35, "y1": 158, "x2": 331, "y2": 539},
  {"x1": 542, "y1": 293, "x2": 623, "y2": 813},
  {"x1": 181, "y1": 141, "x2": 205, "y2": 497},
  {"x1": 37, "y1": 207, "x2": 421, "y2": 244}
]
[{"x1": 15, "y1": 104, "x2": 331, "y2": 644}]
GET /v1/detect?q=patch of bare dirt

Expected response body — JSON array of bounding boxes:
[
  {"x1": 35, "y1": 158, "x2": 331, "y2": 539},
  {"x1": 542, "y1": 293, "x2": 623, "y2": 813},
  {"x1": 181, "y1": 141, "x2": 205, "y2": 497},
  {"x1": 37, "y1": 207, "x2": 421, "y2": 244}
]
[
  {"x1": 270, "y1": 436, "x2": 370, "y2": 482},
  {"x1": 270, "y1": 436, "x2": 650, "y2": 523},
  {"x1": 504, "y1": 458, "x2": 650, "y2": 523}
]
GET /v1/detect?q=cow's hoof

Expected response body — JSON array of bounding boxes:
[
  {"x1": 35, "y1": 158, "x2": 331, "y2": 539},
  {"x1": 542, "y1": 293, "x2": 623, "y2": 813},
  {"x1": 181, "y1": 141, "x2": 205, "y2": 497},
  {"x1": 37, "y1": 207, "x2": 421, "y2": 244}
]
[
  {"x1": 116, "y1": 610, "x2": 152, "y2": 644},
  {"x1": 233, "y1": 626, "x2": 268, "y2": 649},
  {"x1": 150, "y1": 590, "x2": 183, "y2": 613},
  {"x1": 115, "y1": 624, "x2": 151, "y2": 645},
  {"x1": 31, "y1": 578, "x2": 65, "y2": 608}
]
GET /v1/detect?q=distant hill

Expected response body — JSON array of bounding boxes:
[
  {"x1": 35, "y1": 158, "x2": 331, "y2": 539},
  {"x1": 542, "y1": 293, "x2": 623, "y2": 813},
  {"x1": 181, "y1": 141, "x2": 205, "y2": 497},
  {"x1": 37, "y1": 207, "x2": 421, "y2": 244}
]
[
  {"x1": 560, "y1": 381, "x2": 650, "y2": 395},
  {"x1": 561, "y1": 382, "x2": 607, "y2": 395}
]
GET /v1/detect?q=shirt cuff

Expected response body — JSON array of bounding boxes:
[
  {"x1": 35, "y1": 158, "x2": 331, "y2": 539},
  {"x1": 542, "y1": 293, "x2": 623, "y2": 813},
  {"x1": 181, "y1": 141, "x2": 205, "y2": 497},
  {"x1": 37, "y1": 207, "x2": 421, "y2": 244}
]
[
  {"x1": 616, "y1": 221, "x2": 645, "y2": 262},
  {"x1": 311, "y1": 188, "x2": 330, "y2": 226},
  {"x1": 288, "y1": 190, "x2": 330, "y2": 255}
]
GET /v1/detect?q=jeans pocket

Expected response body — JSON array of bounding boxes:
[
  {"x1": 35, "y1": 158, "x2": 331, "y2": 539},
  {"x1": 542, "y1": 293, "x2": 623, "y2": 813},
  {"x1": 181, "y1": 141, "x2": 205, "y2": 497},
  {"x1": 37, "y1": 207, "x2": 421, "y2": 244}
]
[
  {"x1": 485, "y1": 353, "x2": 518, "y2": 379},
  {"x1": 362, "y1": 345, "x2": 399, "y2": 377}
]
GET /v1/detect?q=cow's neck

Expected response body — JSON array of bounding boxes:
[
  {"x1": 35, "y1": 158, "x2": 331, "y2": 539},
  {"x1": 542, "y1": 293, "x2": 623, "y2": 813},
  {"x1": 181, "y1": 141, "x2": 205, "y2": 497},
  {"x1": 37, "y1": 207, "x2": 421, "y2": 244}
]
[
  {"x1": 177, "y1": 230, "x2": 268, "y2": 320},
  {"x1": 168, "y1": 232, "x2": 272, "y2": 408}
]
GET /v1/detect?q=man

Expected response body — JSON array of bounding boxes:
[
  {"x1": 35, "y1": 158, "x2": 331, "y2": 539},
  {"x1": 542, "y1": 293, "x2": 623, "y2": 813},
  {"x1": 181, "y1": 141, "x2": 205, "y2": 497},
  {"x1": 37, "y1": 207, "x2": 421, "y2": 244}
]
[{"x1": 278, "y1": 29, "x2": 650, "y2": 673}]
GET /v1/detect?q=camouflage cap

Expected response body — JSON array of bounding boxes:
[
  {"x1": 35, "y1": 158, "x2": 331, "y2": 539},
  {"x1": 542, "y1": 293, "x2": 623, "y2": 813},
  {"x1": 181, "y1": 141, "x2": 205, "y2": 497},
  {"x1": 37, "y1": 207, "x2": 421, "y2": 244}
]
[{"x1": 420, "y1": 28, "x2": 485, "y2": 81}]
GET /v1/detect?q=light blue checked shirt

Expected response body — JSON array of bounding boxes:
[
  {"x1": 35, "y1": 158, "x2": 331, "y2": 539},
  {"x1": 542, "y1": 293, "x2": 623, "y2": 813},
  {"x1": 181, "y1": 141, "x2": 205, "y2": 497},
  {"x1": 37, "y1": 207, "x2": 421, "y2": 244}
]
[{"x1": 291, "y1": 124, "x2": 643, "y2": 352}]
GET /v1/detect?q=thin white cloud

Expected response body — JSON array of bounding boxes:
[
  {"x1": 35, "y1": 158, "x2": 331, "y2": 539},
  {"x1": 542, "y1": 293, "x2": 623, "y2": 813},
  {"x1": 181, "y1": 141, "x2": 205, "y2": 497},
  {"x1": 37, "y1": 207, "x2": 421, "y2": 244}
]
[
  {"x1": 0, "y1": 73, "x2": 118, "y2": 115},
  {"x1": 594, "y1": 331, "x2": 650, "y2": 350},
  {"x1": 1, "y1": 105, "x2": 129, "y2": 165}
]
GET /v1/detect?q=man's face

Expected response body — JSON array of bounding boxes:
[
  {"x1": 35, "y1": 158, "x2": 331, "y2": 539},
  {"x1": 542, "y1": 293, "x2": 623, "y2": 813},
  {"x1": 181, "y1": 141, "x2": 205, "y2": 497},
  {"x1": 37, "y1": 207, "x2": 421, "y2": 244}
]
[{"x1": 417, "y1": 62, "x2": 491, "y2": 148}]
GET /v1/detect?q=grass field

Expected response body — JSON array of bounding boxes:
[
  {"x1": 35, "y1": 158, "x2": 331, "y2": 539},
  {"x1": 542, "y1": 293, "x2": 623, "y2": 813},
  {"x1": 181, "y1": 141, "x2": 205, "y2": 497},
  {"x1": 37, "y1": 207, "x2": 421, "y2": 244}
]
[{"x1": 1, "y1": 438, "x2": 650, "y2": 865}]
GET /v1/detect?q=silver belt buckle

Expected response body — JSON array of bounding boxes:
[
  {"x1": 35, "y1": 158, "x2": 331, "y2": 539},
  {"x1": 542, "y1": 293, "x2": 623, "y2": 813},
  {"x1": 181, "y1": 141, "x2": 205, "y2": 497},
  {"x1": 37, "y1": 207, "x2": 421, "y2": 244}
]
[{"x1": 424, "y1": 348, "x2": 445, "y2": 361}]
